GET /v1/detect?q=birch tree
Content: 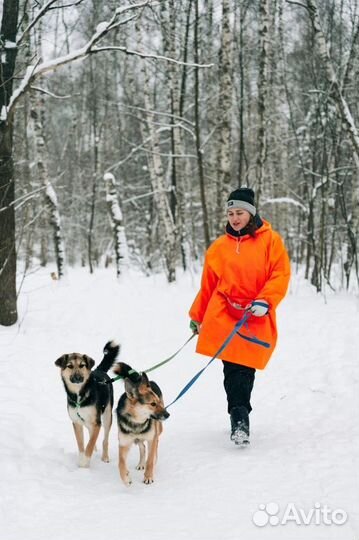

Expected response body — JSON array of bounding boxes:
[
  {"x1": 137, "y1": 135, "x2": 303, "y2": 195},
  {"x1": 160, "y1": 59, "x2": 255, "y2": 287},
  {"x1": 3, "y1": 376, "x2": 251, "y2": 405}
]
[
  {"x1": 256, "y1": 0, "x2": 270, "y2": 205},
  {"x1": 194, "y1": 0, "x2": 210, "y2": 247},
  {"x1": 216, "y1": 0, "x2": 234, "y2": 231},
  {"x1": 0, "y1": 1, "x2": 155, "y2": 325},
  {"x1": 305, "y1": 0, "x2": 359, "y2": 283},
  {"x1": 137, "y1": 24, "x2": 177, "y2": 282},
  {"x1": 104, "y1": 172, "x2": 129, "y2": 277},
  {"x1": 31, "y1": 90, "x2": 66, "y2": 278}
]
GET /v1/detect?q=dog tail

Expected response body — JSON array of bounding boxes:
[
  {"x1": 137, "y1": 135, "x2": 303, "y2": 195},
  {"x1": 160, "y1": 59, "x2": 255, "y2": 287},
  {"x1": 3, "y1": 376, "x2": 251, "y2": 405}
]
[
  {"x1": 96, "y1": 341, "x2": 121, "y2": 373},
  {"x1": 112, "y1": 362, "x2": 141, "y2": 383}
]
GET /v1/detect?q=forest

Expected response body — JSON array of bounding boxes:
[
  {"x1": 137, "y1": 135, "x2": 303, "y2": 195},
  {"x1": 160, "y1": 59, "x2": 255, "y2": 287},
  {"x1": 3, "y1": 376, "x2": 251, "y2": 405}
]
[{"x1": 1, "y1": 0, "x2": 359, "y2": 326}]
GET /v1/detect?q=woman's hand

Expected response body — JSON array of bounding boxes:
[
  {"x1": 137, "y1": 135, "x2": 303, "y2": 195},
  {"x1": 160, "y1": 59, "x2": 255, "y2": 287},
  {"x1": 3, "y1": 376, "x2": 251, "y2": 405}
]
[
  {"x1": 249, "y1": 300, "x2": 269, "y2": 317},
  {"x1": 190, "y1": 320, "x2": 201, "y2": 334}
]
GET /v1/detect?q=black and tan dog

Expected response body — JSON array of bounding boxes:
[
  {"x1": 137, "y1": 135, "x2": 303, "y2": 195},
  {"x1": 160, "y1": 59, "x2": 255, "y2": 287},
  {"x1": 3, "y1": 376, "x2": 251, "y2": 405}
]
[
  {"x1": 113, "y1": 363, "x2": 170, "y2": 486},
  {"x1": 55, "y1": 341, "x2": 120, "y2": 468}
]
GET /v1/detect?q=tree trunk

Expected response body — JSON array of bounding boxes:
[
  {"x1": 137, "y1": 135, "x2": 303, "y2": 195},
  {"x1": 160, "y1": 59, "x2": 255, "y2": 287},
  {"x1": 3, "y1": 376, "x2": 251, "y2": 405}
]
[
  {"x1": 104, "y1": 172, "x2": 129, "y2": 277},
  {"x1": 215, "y1": 0, "x2": 234, "y2": 232},
  {"x1": 0, "y1": 0, "x2": 20, "y2": 325},
  {"x1": 306, "y1": 0, "x2": 359, "y2": 283},
  {"x1": 88, "y1": 57, "x2": 99, "y2": 275},
  {"x1": 236, "y1": 2, "x2": 249, "y2": 184},
  {"x1": 31, "y1": 89, "x2": 66, "y2": 278},
  {"x1": 194, "y1": 0, "x2": 210, "y2": 247},
  {"x1": 256, "y1": 0, "x2": 270, "y2": 205},
  {"x1": 138, "y1": 26, "x2": 177, "y2": 282}
]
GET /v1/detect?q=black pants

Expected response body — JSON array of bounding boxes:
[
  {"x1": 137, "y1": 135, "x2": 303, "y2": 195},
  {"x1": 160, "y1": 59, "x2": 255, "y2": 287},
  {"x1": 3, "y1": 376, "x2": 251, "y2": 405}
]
[{"x1": 222, "y1": 361, "x2": 256, "y2": 414}]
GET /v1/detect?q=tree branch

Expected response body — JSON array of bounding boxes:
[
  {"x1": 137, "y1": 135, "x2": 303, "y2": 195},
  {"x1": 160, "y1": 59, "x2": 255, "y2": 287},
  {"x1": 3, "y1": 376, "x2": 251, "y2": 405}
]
[
  {"x1": 17, "y1": 0, "x2": 58, "y2": 47},
  {"x1": 7, "y1": 1, "x2": 152, "y2": 117},
  {"x1": 285, "y1": 0, "x2": 308, "y2": 9},
  {"x1": 30, "y1": 85, "x2": 76, "y2": 99},
  {"x1": 49, "y1": 0, "x2": 86, "y2": 9},
  {"x1": 90, "y1": 45, "x2": 213, "y2": 68}
]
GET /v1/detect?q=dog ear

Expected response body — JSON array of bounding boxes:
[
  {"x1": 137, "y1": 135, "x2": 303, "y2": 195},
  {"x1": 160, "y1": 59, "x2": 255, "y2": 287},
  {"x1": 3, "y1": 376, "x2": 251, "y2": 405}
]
[
  {"x1": 113, "y1": 362, "x2": 132, "y2": 376},
  {"x1": 124, "y1": 377, "x2": 138, "y2": 399},
  {"x1": 83, "y1": 355, "x2": 95, "y2": 369},
  {"x1": 140, "y1": 372, "x2": 149, "y2": 386},
  {"x1": 113, "y1": 362, "x2": 141, "y2": 383},
  {"x1": 55, "y1": 354, "x2": 68, "y2": 368}
]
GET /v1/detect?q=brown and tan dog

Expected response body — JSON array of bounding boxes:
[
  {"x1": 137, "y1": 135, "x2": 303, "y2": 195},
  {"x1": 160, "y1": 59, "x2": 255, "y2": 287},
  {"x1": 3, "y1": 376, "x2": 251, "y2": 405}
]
[
  {"x1": 113, "y1": 363, "x2": 169, "y2": 486},
  {"x1": 55, "y1": 341, "x2": 119, "y2": 467}
]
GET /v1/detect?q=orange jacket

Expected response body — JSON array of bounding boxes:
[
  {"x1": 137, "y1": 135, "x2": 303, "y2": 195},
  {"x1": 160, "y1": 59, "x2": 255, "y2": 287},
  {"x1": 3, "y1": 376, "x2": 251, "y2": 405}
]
[{"x1": 189, "y1": 220, "x2": 291, "y2": 369}]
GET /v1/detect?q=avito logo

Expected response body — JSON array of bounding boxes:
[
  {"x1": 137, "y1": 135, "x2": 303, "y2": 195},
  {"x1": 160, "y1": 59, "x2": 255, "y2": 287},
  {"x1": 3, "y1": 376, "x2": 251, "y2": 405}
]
[{"x1": 252, "y1": 502, "x2": 348, "y2": 527}]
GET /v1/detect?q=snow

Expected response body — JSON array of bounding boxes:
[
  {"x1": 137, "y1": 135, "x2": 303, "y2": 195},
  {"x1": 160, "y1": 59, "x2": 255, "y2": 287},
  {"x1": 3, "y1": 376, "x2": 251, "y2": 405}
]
[
  {"x1": 0, "y1": 105, "x2": 7, "y2": 121},
  {"x1": 0, "y1": 266, "x2": 358, "y2": 539},
  {"x1": 262, "y1": 197, "x2": 308, "y2": 213},
  {"x1": 103, "y1": 172, "x2": 115, "y2": 182},
  {"x1": 95, "y1": 22, "x2": 109, "y2": 34},
  {"x1": 4, "y1": 40, "x2": 17, "y2": 49},
  {"x1": 45, "y1": 182, "x2": 59, "y2": 206}
]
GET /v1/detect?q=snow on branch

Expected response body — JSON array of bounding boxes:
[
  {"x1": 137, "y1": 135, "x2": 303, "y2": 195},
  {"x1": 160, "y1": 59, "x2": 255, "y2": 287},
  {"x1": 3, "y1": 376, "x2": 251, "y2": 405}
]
[
  {"x1": 30, "y1": 86, "x2": 75, "y2": 100},
  {"x1": 17, "y1": 0, "x2": 87, "y2": 46},
  {"x1": 17, "y1": 0, "x2": 58, "y2": 47},
  {"x1": 7, "y1": 1, "x2": 152, "y2": 117},
  {"x1": 91, "y1": 46, "x2": 213, "y2": 69},
  {"x1": 285, "y1": 0, "x2": 308, "y2": 9},
  {"x1": 262, "y1": 197, "x2": 308, "y2": 213},
  {"x1": 0, "y1": 185, "x2": 47, "y2": 214}
]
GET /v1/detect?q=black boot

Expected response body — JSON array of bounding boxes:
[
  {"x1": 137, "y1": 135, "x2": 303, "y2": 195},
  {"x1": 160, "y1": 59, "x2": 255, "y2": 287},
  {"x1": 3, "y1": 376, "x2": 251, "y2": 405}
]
[{"x1": 230, "y1": 405, "x2": 250, "y2": 446}]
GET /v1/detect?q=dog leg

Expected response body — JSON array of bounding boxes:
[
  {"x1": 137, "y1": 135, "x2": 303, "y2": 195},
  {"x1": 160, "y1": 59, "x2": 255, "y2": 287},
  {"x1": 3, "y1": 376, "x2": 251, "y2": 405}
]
[
  {"x1": 136, "y1": 441, "x2": 146, "y2": 470},
  {"x1": 144, "y1": 436, "x2": 159, "y2": 484},
  {"x1": 119, "y1": 444, "x2": 132, "y2": 486},
  {"x1": 101, "y1": 405, "x2": 112, "y2": 463},
  {"x1": 73, "y1": 422, "x2": 87, "y2": 466},
  {"x1": 80, "y1": 424, "x2": 100, "y2": 467},
  {"x1": 85, "y1": 425, "x2": 98, "y2": 453}
]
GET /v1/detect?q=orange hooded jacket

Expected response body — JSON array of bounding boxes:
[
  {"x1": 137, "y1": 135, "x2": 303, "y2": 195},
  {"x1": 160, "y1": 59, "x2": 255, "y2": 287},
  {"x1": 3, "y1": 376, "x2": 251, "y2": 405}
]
[{"x1": 189, "y1": 220, "x2": 291, "y2": 370}]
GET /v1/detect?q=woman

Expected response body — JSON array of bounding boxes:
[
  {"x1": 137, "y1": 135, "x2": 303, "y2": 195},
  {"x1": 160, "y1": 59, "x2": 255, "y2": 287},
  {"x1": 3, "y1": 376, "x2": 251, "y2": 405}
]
[{"x1": 189, "y1": 187, "x2": 290, "y2": 446}]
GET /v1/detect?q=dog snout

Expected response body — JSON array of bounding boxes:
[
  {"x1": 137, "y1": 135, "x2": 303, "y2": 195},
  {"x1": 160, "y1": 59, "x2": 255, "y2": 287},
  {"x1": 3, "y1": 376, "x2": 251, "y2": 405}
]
[
  {"x1": 152, "y1": 409, "x2": 170, "y2": 421},
  {"x1": 70, "y1": 373, "x2": 84, "y2": 384}
]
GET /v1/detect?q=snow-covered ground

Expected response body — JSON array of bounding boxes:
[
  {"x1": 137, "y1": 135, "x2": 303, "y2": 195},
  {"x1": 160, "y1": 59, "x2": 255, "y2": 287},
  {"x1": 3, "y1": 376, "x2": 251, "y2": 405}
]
[{"x1": 1, "y1": 267, "x2": 358, "y2": 540}]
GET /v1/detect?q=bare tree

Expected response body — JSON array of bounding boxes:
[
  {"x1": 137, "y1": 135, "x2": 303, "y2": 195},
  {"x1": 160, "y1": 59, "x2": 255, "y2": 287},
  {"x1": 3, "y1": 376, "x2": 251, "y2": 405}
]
[
  {"x1": 0, "y1": 1, "x2": 157, "y2": 325},
  {"x1": 0, "y1": 0, "x2": 20, "y2": 325},
  {"x1": 104, "y1": 172, "x2": 129, "y2": 277},
  {"x1": 31, "y1": 89, "x2": 66, "y2": 278},
  {"x1": 256, "y1": 0, "x2": 270, "y2": 204},
  {"x1": 304, "y1": 0, "x2": 359, "y2": 284},
  {"x1": 194, "y1": 0, "x2": 210, "y2": 247},
  {"x1": 216, "y1": 0, "x2": 234, "y2": 232}
]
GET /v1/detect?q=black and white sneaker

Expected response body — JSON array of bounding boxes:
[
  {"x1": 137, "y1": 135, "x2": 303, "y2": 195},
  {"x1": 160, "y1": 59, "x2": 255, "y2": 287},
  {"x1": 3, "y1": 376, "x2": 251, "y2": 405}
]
[
  {"x1": 230, "y1": 406, "x2": 250, "y2": 447},
  {"x1": 230, "y1": 424, "x2": 250, "y2": 446}
]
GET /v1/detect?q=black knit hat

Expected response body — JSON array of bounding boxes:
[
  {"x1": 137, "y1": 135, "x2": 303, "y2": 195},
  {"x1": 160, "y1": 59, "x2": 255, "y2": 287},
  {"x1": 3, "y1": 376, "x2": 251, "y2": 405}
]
[{"x1": 226, "y1": 187, "x2": 256, "y2": 216}]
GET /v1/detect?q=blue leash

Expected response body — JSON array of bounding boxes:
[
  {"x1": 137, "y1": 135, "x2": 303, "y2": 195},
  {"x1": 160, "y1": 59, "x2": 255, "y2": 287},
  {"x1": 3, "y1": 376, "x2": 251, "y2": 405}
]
[{"x1": 166, "y1": 310, "x2": 270, "y2": 408}]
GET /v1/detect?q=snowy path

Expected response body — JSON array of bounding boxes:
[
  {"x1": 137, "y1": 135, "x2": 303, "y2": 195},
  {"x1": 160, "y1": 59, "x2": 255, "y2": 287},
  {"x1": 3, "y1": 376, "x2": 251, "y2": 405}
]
[{"x1": 1, "y1": 268, "x2": 358, "y2": 540}]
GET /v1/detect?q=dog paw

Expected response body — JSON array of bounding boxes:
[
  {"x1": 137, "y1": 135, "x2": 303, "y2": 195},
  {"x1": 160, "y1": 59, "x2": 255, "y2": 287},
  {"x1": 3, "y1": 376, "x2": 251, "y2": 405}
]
[
  {"x1": 101, "y1": 455, "x2": 110, "y2": 463},
  {"x1": 143, "y1": 476, "x2": 154, "y2": 484},
  {"x1": 124, "y1": 473, "x2": 132, "y2": 486},
  {"x1": 78, "y1": 453, "x2": 90, "y2": 468},
  {"x1": 136, "y1": 464, "x2": 145, "y2": 470}
]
